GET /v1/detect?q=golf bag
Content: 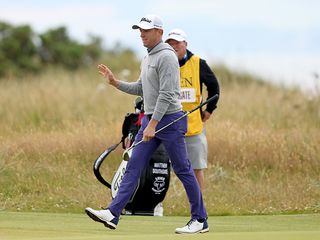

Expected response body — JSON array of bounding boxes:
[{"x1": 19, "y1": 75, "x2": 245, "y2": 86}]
[{"x1": 93, "y1": 97, "x2": 171, "y2": 216}]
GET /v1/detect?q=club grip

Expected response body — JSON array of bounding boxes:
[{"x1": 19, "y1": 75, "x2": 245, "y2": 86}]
[{"x1": 189, "y1": 94, "x2": 219, "y2": 114}]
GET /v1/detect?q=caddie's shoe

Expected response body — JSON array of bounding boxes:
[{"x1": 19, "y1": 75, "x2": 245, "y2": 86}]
[
  {"x1": 175, "y1": 218, "x2": 209, "y2": 234},
  {"x1": 85, "y1": 207, "x2": 119, "y2": 230},
  {"x1": 154, "y1": 202, "x2": 164, "y2": 217}
]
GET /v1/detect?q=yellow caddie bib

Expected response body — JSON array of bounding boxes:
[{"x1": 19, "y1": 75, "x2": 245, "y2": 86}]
[{"x1": 179, "y1": 55, "x2": 202, "y2": 136}]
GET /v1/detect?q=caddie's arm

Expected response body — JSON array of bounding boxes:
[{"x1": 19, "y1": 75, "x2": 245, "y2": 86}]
[{"x1": 202, "y1": 110, "x2": 211, "y2": 122}]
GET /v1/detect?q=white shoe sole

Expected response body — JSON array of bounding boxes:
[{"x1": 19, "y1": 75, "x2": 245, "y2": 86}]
[
  {"x1": 85, "y1": 208, "x2": 117, "y2": 229},
  {"x1": 175, "y1": 227, "x2": 209, "y2": 234}
]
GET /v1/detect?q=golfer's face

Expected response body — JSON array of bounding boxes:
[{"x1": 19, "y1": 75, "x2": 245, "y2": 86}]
[
  {"x1": 166, "y1": 39, "x2": 187, "y2": 60},
  {"x1": 139, "y1": 28, "x2": 161, "y2": 49}
]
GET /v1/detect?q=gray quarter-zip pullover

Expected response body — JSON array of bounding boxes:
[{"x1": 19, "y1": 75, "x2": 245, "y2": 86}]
[{"x1": 117, "y1": 42, "x2": 182, "y2": 121}]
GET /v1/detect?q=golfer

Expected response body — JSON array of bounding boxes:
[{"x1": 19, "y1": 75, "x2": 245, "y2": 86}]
[{"x1": 85, "y1": 14, "x2": 209, "y2": 234}]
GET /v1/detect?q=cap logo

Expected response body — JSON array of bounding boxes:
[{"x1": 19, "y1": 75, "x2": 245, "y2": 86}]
[
  {"x1": 140, "y1": 17, "x2": 152, "y2": 23},
  {"x1": 169, "y1": 32, "x2": 181, "y2": 36}
]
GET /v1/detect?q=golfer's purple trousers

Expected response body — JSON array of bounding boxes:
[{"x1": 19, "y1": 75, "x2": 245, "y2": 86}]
[{"x1": 108, "y1": 111, "x2": 207, "y2": 220}]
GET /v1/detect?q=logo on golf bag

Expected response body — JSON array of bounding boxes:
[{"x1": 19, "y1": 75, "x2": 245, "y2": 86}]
[
  {"x1": 152, "y1": 162, "x2": 169, "y2": 174},
  {"x1": 112, "y1": 167, "x2": 126, "y2": 192},
  {"x1": 152, "y1": 176, "x2": 166, "y2": 194},
  {"x1": 111, "y1": 160, "x2": 128, "y2": 199}
]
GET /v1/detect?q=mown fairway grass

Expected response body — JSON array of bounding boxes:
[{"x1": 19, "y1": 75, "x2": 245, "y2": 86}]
[{"x1": 0, "y1": 211, "x2": 320, "y2": 240}]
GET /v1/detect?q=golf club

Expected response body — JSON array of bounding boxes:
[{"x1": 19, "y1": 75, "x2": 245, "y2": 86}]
[
  {"x1": 93, "y1": 93, "x2": 219, "y2": 188},
  {"x1": 125, "y1": 93, "x2": 219, "y2": 153}
]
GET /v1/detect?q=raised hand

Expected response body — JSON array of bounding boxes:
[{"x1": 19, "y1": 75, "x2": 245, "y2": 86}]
[{"x1": 97, "y1": 64, "x2": 118, "y2": 87}]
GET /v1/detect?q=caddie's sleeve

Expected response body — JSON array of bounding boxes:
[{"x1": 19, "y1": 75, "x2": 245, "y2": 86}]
[{"x1": 200, "y1": 59, "x2": 220, "y2": 113}]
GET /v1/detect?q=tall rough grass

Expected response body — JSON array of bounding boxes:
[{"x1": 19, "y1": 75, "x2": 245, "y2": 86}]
[{"x1": 0, "y1": 67, "x2": 319, "y2": 215}]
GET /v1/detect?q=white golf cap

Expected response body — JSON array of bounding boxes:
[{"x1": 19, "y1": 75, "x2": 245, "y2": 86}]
[
  {"x1": 165, "y1": 28, "x2": 187, "y2": 42},
  {"x1": 132, "y1": 14, "x2": 163, "y2": 30}
]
